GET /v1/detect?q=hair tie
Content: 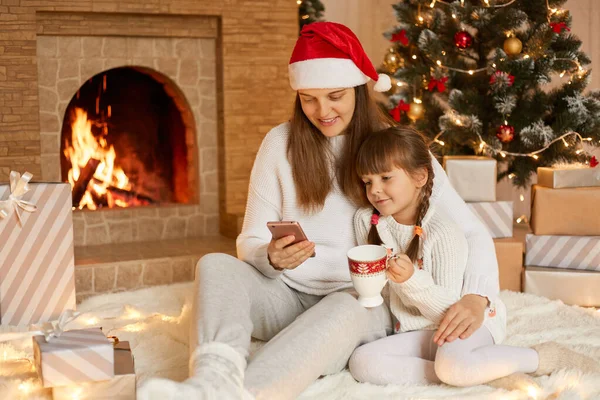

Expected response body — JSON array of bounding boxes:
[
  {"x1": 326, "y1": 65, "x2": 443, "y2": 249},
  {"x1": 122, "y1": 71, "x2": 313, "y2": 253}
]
[
  {"x1": 414, "y1": 226, "x2": 423, "y2": 237},
  {"x1": 370, "y1": 213, "x2": 379, "y2": 225}
]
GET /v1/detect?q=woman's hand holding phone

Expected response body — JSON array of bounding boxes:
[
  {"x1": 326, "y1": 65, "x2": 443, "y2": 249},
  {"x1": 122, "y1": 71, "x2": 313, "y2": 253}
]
[{"x1": 267, "y1": 236, "x2": 315, "y2": 270}]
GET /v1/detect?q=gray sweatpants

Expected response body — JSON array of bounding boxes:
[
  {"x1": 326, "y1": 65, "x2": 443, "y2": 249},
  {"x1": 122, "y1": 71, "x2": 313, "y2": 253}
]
[{"x1": 191, "y1": 253, "x2": 392, "y2": 400}]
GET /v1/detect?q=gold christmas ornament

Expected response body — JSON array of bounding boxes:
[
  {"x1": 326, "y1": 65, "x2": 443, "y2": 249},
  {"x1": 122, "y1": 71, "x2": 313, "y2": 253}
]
[
  {"x1": 385, "y1": 77, "x2": 400, "y2": 96},
  {"x1": 503, "y1": 37, "x2": 523, "y2": 55},
  {"x1": 383, "y1": 48, "x2": 403, "y2": 73},
  {"x1": 407, "y1": 102, "x2": 425, "y2": 121}
]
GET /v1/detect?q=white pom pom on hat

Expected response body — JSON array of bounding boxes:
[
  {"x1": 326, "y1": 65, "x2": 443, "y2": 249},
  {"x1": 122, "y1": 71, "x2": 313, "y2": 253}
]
[{"x1": 289, "y1": 22, "x2": 392, "y2": 92}]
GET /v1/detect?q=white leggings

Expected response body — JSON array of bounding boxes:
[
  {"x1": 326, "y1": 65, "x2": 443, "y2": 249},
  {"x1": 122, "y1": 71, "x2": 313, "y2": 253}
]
[{"x1": 349, "y1": 327, "x2": 539, "y2": 387}]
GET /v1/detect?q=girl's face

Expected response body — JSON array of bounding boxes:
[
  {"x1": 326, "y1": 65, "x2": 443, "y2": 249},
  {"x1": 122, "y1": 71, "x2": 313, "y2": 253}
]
[
  {"x1": 361, "y1": 166, "x2": 428, "y2": 225},
  {"x1": 298, "y1": 88, "x2": 356, "y2": 137}
]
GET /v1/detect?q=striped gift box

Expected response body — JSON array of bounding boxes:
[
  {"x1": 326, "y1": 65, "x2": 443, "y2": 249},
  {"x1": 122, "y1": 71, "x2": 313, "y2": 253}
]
[
  {"x1": 0, "y1": 181, "x2": 76, "y2": 326},
  {"x1": 525, "y1": 234, "x2": 600, "y2": 271},
  {"x1": 33, "y1": 328, "x2": 115, "y2": 388},
  {"x1": 467, "y1": 201, "x2": 513, "y2": 238},
  {"x1": 52, "y1": 341, "x2": 136, "y2": 400}
]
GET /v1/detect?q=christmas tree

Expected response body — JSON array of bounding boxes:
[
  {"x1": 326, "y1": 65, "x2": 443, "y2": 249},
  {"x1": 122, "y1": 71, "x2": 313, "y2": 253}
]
[
  {"x1": 298, "y1": 0, "x2": 325, "y2": 32},
  {"x1": 381, "y1": 0, "x2": 600, "y2": 186}
]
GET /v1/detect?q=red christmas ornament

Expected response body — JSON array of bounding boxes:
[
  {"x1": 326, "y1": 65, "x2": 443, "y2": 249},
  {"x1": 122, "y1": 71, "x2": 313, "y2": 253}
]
[
  {"x1": 391, "y1": 29, "x2": 409, "y2": 46},
  {"x1": 550, "y1": 22, "x2": 570, "y2": 34},
  {"x1": 496, "y1": 124, "x2": 515, "y2": 143},
  {"x1": 454, "y1": 31, "x2": 473, "y2": 49},
  {"x1": 427, "y1": 76, "x2": 448, "y2": 93},
  {"x1": 591, "y1": 156, "x2": 599, "y2": 168},
  {"x1": 489, "y1": 71, "x2": 515, "y2": 87},
  {"x1": 389, "y1": 100, "x2": 410, "y2": 122}
]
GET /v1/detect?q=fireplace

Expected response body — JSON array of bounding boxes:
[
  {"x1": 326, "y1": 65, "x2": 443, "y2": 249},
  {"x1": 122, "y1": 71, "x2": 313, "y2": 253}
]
[
  {"x1": 35, "y1": 33, "x2": 219, "y2": 245},
  {"x1": 61, "y1": 67, "x2": 194, "y2": 210}
]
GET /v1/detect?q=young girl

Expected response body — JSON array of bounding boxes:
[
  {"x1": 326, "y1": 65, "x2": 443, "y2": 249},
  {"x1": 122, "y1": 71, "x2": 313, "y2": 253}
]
[{"x1": 349, "y1": 126, "x2": 600, "y2": 387}]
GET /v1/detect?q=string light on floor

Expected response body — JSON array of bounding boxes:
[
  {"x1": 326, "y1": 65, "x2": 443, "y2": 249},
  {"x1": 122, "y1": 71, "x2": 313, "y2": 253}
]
[{"x1": 527, "y1": 384, "x2": 540, "y2": 399}]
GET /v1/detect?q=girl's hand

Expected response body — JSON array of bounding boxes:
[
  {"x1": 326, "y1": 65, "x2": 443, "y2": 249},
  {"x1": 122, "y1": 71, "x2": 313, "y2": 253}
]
[
  {"x1": 267, "y1": 235, "x2": 315, "y2": 270},
  {"x1": 386, "y1": 254, "x2": 414, "y2": 283},
  {"x1": 433, "y1": 294, "x2": 487, "y2": 346}
]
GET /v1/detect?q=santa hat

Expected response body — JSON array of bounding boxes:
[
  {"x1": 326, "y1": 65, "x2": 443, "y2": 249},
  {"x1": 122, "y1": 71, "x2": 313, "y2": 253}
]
[{"x1": 289, "y1": 22, "x2": 392, "y2": 92}]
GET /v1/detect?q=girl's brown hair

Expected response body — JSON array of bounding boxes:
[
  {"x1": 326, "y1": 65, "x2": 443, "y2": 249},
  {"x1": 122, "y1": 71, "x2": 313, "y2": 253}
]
[
  {"x1": 287, "y1": 84, "x2": 393, "y2": 213},
  {"x1": 355, "y1": 126, "x2": 434, "y2": 263}
]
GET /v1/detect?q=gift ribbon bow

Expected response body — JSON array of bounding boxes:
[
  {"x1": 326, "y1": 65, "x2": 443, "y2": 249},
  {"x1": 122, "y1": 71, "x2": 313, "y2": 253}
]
[
  {"x1": 391, "y1": 29, "x2": 409, "y2": 46},
  {"x1": 550, "y1": 22, "x2": 570, "y2": 33},
  {"x1": 0, "y1": 309, "x2": 80, "y2": 342},
  {"x1": 0, "y1": 171, "x2": 37, "y2": 226},
  {"x1": 427, "y1": 77, "x2": 448, "y2": 93},
  {"x1": 389, "y1": 100, "x2": 410, "y2": 122}
]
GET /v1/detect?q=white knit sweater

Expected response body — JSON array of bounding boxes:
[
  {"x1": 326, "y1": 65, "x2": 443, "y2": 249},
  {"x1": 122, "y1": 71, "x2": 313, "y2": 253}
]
[
  {"x1": 354, "y1": 207, "x2": 506, "y2": 344},
  {"x1": 237, "y1": 122, "x2": 500, "y2": 302}
]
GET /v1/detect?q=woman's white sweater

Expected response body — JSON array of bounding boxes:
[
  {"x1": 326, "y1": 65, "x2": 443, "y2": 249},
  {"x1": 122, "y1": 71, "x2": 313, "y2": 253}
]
[
  {"x1": 354, "y1": 207, "x2": 506, "y2": 344},
  {"x1": 236, "y1": 122, "x2": 500, "y2": 303}
]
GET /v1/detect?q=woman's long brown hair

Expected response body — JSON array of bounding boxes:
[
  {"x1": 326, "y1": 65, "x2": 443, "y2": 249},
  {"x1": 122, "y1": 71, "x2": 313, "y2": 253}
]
[
  {"x1": 355, "y1": 127, "x2": 435, "y2": 263},
  {"x1": 287, "y1": 84, "x2": 393, "y2": 213}
]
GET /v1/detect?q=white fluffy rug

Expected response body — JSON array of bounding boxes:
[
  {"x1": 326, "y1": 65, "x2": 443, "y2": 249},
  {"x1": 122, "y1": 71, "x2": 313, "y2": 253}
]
[{"x1": 2, "y1": 283, "x2": 600, "y2": 400}]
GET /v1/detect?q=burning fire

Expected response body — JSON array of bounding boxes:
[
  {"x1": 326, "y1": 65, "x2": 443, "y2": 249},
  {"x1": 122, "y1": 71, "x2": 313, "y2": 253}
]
[{"x1": 64, "y1": 107, "x2": 132, "y2": 209}]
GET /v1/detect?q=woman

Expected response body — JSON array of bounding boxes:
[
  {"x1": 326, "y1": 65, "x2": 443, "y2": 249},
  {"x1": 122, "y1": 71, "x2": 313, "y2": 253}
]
[{"x1": 139, "y1": 22, "x2": 498, "y2": 400}]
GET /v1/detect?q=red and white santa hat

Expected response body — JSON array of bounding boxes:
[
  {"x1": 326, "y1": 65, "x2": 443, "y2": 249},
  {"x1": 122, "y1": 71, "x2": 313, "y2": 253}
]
[{"x1": 289, "y1": 22, "x2": 392, "y2": 92}]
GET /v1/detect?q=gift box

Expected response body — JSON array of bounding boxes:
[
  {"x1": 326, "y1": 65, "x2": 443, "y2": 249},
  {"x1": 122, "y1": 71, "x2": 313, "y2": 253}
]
[
  {"x1": 443, "y1": 156, "x2": 497, "y2": 202},
  {"x1": 537, "y1": 166, "x2": 600, "y2": 189},
  {"x1": 524, "y1": 266, "x2": 600, "y2": 307},
  {"x1": 468, "y1": 201, "x2": 513, "y2": 238},
  {"x1": 530, "y1": 185, "x2": 600, "y2": 236},
  {"x1": 53, "y1": 341, "x2": 135, "y2": 400},
  {"x1": 525, "y1": 234, "x2": 600, "y2": 271},
  {"x1": 0, "y1": 172, "x2": 76, "y2": 326},
  {"x1": 494, "y1": 237, "x2": 523, "y2": 292},
  {"x1": 33, "y1": 328, "x2": 114, "y2": 388}
]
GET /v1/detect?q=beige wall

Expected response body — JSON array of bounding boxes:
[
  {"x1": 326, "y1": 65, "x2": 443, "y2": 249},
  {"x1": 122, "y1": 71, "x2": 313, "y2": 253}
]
[{"x1": 323, "y1": 0, "x2": 600, "y2": 219}]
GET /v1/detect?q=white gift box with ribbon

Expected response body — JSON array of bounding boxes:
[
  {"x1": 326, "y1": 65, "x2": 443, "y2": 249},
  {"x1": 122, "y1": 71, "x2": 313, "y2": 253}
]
[
  {"x1": 0, "y1": 171, "x2": 76, "y2": 326},
  {"x1": 33, "y1": 327, "x2": 115, "y2": 388}
]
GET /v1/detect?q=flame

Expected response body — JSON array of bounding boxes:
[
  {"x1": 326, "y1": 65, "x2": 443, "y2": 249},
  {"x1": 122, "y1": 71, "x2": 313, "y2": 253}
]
[{"x1": 64, "y1": 108, "x2": 132, "y2": 209}]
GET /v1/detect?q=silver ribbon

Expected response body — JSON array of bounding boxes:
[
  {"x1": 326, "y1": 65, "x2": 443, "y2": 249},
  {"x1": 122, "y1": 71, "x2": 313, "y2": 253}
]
[
  {"x1": 0, "y1": 309, "x2": 80, "y2": 342},
  {"x1": 0, "y1": 170, "x2": 37, "y2": 226}
]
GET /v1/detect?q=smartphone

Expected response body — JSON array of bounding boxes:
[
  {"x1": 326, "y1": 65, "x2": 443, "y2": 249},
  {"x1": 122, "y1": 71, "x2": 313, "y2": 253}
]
[{"x1": 267, "y1": 221, "x2": 315, "y2": 257}]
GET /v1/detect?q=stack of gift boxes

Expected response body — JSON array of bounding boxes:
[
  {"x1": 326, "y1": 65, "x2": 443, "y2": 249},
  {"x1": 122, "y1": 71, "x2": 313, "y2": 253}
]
[
  {"x1": 0, "y1": 171, "x2": 136, "y2": 399},
  {"x1": 443, "y1": 156, "x2": 523, "y2": 291},
  {"x1": 523, "y1": 164, "x2": 600, "y2": 307}
]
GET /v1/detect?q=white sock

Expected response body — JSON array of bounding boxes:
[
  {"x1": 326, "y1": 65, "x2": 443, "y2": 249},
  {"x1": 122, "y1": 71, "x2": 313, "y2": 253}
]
[{"x1": 138, "y1": 342, "x2": 253, "y2": 400}]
